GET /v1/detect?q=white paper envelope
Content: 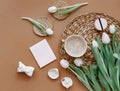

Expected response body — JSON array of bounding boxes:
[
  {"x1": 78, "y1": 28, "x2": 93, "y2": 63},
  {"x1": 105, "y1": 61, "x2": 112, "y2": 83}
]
[{"x1": 29, "y1": 39, "x2": 56, "y2": 68}]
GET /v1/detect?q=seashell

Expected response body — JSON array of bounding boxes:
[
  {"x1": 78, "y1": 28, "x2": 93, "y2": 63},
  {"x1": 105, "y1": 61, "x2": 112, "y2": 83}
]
[
  {"x1": 64, "y1": 35, "x2": 87, "y2": 57},
  {"x1": 94, "y1": 17, "x2": 107, "y2": 31},
  {"x1": 61, "y1": 77, "x2": 73, "y2": 89},
  {"x1": 48, "y1": 68, "x2": 59, "y2": 79}
]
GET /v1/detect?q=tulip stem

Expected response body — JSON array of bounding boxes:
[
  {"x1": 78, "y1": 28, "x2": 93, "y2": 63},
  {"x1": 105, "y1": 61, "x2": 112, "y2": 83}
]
[
  {"x1": 22, "y1": 17, "x2": 48, "y2": 35},
  {"x1": 57, "y1": 2, "x2": 88, "y2": 10},
  {"x1": 56, "y1": 2, "x2": 88, "y2": 15},
  {"x1": 68, "y1": 66, "x2": 93, "y2": 91}
]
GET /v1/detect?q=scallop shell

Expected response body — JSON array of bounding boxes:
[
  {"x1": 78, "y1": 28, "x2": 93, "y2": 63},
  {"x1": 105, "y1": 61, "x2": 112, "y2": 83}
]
[
  {"x1": 48, "y1": 68, "x2": 59, "y2": 79},
  {"x1": 61, "y1": 77, "x2": 73, "y2": 89},
  {"x1": 64, "y1": 35, "x2": 87, "y2": 57}
]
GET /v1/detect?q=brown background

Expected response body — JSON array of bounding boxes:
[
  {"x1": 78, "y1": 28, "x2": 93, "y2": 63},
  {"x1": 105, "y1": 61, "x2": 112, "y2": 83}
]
[{"x1": 0, "y1": 0, "x2": 120, "y2": 91}]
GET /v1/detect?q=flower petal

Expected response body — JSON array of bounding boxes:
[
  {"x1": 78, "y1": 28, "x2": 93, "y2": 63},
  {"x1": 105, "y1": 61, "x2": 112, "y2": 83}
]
[
  {"x1": 60, "y1": 59, "x2": 69, "y2": 69},
  {"x1": 102, "y1": 32, "x2": 110, "y2": 44}
]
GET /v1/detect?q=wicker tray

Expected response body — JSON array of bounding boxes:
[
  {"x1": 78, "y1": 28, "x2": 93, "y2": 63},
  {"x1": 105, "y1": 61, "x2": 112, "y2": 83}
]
[{"x1": 59, "y1": 12, "x2": 120, "y2": 66}]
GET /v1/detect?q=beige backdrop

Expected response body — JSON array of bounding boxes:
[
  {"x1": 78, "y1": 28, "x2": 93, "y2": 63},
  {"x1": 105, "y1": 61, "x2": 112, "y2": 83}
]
[{"x1": 0, "y1": 0, "x2": 120, "y2": 91}]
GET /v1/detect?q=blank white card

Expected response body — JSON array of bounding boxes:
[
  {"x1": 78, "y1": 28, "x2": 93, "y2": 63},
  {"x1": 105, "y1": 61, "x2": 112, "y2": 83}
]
[{"x1": 29, "y1": 39, "x2": 56, "y2": 68}]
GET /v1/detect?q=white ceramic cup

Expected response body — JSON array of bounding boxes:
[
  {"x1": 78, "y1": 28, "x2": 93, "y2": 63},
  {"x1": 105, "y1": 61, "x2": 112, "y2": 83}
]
[{"x1": 64, "y1": 35, "x2": 87, "y2": 57}]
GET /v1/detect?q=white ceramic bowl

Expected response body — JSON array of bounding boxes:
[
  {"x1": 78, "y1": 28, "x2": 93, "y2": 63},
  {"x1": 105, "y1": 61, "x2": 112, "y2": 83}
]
[{"x1": 64, "y1": 35, "x2": 87, "y2": 57}]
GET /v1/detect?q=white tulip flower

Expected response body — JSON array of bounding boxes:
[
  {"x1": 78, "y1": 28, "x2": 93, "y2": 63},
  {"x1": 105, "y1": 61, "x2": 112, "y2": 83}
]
[
  {"x1": 102, "y1": 32, "x2": 110, "y2": 44},
  {"x1": 46, "y1": 28, "x2": 53, "y2": 35},
  {"x1": 60, "y1": 59, "x2": 69, "y2": 69},
  {"x1": 74, "y1": 58, "x2": 83, "y2": 67},
  {"x1": 109, "y1": 24, "x2": 116, "y2": 34},
  {"x1": 48, "y1": 6, "x2": 57, "y2": 13},
  {"x1": 92, "y1": 40, "x2": 98, "y2": 47}
]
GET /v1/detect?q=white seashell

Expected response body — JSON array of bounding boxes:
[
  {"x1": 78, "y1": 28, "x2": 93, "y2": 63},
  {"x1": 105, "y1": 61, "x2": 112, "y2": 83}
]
[
  {"x1": 64, "y1": 35, "x2": 87, "y2": 57},
  {"x1": 102, "y1": 32, "x2": 110, "y2": 44},
  {"x1": 61, "y1": 77, "x2": 73, "y2": 89},
  {"x1": 109, "y1": 24, "x2": 116, "y2": 34},
  {"x1": 17, "y1": 61, "x2": 35, "y2": 77},
  {"x1": 60, "y1": 59, "x2": 69, "y2": 69},
  {"x1": 94, "y1": 18, "x2": 107, "y2": 31},
  {"x1": 74, "y1": 58, "x2": 83, "y2": 67},
  {"x1": 46, "y1": 28, "x2": 54, "y2": 35},
  {"x1": 92, "y1": 40, "x2": 98, "y2": 47},
  {"x1": 48, "y1": 6, "x2": 57, "y2": 13},
  {"x1": 48, "y1": 68, "x2": 59, "y2": 79}
]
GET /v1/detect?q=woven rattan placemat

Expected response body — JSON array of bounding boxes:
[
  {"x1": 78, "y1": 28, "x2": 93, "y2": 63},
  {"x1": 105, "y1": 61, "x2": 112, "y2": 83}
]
[{"x1": 59, "y1": 12, "x2": 120, "y2": 65}]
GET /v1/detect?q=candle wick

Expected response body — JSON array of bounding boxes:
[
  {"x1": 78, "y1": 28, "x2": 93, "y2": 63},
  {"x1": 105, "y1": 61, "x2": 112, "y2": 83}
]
[{"x1": 98, "y1": 17, "x2": 104, "y2": 31}]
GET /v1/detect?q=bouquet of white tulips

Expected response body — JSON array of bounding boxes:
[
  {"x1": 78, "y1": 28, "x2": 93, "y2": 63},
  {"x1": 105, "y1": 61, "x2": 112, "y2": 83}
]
[{"x1": 60, "y1": 25, "x2": 120, "y2": 91}]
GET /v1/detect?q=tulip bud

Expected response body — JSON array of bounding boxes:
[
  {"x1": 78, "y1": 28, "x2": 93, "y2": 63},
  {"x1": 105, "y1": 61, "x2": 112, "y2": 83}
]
[
  {"x1": 102, "y1": 32, "x2": 110, "y2": 44},
  {"x1": 60, "y1": 59, "x2": 69, "y2": 69},
  {"x1": 48, "y1": 6, "x2": 57, "y2": 13},
  {"x1": 92, "y1": 40, "x2": 98, "y2": 47},
  {"x1": 46, "y1": 28, "x2": 53, "y2": 35},
  {"x1": 74, "y1": 58, "x2": 83, "y2": 67},
  {"x1": 109, "y1": 24, "x2": 116, "y2": 34}
]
